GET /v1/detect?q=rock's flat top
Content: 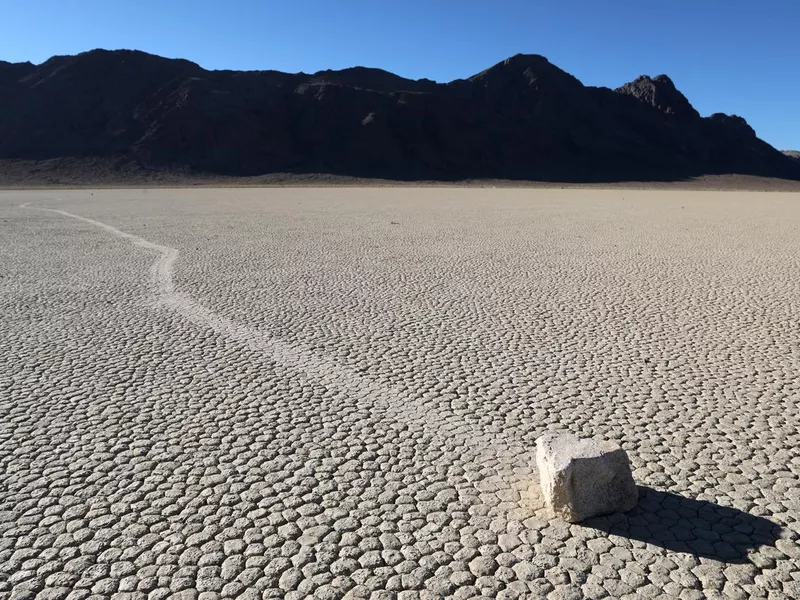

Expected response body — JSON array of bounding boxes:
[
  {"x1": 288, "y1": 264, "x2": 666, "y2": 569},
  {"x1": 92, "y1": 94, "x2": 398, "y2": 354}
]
[
  {"x1": 536, "y1": 432, "x2": 620, "y2": 471},
  {"x1": 1, "y1": 188, "x2": 799, "y2": 599}
]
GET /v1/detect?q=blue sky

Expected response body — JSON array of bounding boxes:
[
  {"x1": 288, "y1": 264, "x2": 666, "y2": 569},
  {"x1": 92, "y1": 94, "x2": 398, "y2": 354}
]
[{"x1": 2, "y1": 0, "x2": 798, "y2": 149}]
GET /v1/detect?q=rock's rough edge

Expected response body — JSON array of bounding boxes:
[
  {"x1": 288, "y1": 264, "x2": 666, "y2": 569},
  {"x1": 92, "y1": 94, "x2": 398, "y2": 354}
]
[{"x1": 536, "y1": 433, "x2": 639, "y2": 523}]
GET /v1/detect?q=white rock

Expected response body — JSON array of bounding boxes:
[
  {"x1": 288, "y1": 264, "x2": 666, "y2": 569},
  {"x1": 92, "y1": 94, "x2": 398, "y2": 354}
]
[{"x1": 536, "y1": 433, "x2": 638, "y2": 523}]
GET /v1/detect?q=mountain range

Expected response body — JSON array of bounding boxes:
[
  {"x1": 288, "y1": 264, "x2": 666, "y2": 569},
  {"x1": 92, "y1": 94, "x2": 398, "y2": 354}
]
[{"x1": 1, "y1": 49, "x2": 798, "y2": 183}]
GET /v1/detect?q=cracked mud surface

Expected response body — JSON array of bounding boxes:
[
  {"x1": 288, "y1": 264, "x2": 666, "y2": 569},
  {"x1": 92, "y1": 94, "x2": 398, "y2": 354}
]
[{"x1": 2, "y1": 188, "x2": 799, "y2": 599}]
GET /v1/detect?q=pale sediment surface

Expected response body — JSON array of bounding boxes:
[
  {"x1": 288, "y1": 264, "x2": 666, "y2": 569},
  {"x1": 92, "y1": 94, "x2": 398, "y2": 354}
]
[{"x1": 1, "y1": 188, "x2": 799, "y2": 600}]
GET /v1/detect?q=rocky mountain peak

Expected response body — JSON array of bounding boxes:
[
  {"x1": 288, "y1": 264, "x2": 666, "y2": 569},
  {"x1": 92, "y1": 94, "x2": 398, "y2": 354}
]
[
  {"x1": 708, "y1": 113, "x2": 756, "y2": 138},
  {"x1": 616, "y1": 74, "x2": 700, "y2": 120},
  {"x1": 469, "y1": 53, "x2": 582, "y2": 88},
  {"x1": 309, "y1": 66, "x2": 438, "y2": 94}
]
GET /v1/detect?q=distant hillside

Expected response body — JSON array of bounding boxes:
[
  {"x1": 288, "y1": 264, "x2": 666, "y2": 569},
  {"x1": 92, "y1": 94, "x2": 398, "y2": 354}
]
[
  {"x1": 784, "y1": 150, "x2": 800, "y2": 159},
  {"x1": 1, "y1": 49, "x2": 798, "y2": 183}
]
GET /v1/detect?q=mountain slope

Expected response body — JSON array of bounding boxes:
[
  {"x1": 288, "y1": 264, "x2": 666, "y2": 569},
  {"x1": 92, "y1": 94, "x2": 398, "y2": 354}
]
[{"x1": 0, "y1": 49, "x2": 797, "y2": 182}]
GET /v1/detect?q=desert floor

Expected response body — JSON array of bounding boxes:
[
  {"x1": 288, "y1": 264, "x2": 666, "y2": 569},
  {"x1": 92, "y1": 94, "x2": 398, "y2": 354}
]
[{"x1": 1, "y1": 188, "x2": 799, "y2": 600}]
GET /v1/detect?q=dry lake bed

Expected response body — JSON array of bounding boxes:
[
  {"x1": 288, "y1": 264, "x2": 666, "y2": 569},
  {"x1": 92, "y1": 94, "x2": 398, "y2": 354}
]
[{"x1": 2, "y1": 188, "x2": 799, "y2": 600}]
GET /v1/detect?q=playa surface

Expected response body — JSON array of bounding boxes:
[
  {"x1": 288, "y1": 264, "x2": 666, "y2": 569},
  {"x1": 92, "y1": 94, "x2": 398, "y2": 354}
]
[{"x1": 2, "y1": 188, "x2": 799, "y2": 599}]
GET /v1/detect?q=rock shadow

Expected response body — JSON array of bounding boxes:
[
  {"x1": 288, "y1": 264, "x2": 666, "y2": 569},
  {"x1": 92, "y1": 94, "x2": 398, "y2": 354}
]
[{"x1": 582, "y1": 486, "x2": 783, "y2": 564}]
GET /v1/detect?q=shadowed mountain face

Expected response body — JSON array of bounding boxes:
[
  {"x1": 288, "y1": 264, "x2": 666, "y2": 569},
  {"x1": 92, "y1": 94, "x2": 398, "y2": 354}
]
[{"x1": 0, "y1": 49, "x2": 798, "y2": 182}]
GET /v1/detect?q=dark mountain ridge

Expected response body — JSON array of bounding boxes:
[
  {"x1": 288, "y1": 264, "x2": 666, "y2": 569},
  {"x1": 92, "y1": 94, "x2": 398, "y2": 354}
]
[{"x1": 0, "y1": 49, "x2": 797, "y2": 182}]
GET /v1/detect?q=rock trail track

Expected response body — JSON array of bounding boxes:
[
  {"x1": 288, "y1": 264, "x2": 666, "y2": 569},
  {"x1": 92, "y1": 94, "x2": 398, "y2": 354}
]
[
  {"x1": 2, "y1": 188, "x2": 800, "y2": 600},
  {"x1": 19, "y1": 197, "x2": 541, "y2": 514}
]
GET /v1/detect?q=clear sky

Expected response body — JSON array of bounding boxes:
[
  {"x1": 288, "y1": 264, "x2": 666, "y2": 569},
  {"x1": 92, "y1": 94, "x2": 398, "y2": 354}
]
[{"x1": 2, "y1": 0, "x2": 798, "y2": 150}]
